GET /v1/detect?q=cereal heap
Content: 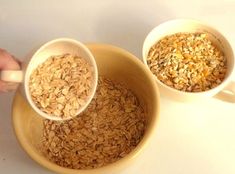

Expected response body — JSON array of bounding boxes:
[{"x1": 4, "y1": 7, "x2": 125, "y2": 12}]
[
  {"x1": 29, "y1": 54, "x2": 93, "y2": 118},
  {"x1": 147, "y1": 33, "x2": 227, "y2": 92},
  {"x1": 41, "y1": 77, "x2": 146, "y2": 169}
]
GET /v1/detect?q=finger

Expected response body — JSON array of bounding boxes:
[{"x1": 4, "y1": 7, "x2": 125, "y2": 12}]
[
  {"x1": 0, "y1": 49, "x2": 20, "y2": 70},
  {"x1": 0, "y1": 81, "x2": 7, "y2": 92},
  {"x1": 6, "y1": 84, "x2": 19, "y2": 91},
  {"x1": 0, "y1": 81, "x2": 19, "y2": 92},
  {"x1": 12, "y1": 55, "x2": 22, "y2": 67}
]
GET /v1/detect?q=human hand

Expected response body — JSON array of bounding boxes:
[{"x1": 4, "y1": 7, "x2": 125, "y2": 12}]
[{"x1": 0, "y1": 49, "x2": 21, "y2": 92}]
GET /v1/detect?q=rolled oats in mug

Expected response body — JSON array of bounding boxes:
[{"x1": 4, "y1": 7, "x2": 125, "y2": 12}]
[
  {"x1": 29, "y1": 54, "x2": 94, "y2": 119},
  {"x1": 147, "y1": 32, "x2": 227, "y2": 92}
]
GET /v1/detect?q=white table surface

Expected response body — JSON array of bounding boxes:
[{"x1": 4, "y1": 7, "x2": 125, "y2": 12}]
[{"x1": 1, "y1": 0, "x2": 235, "y2": 173}]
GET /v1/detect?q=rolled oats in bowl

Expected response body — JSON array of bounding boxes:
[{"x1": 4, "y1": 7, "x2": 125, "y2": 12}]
[
  {"x1": 41, "y1": 76, "x2": 147, "y2": 169},
  {"x1": 147, "y1": 32, "x2": 227, "y2": 92},
  {"x1": 29, "y1": 53, "x2": 94, "y2": 119}
]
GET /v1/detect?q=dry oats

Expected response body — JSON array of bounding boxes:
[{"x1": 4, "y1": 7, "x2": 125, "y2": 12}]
[
  {"x1": 29, "y1": 54, "x2": 94, "y2": 119},
  {"x1": 41, "y1": 77, "x2": 147, "y2": 169},
  {"x1": 147, "y1": 32, "x2": 227, "y2": 92}
]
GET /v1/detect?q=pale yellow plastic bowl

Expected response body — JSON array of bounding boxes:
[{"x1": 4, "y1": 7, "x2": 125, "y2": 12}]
[{"x1": 12, "y1": 44, "x2": 160, "y2": 174}]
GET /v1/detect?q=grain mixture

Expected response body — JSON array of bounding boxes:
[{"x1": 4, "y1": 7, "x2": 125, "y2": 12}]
[
  {"x1": 29, "y1": 54, "x2": 93, "y2": 119},
  {"x1": 147, "y1": 33, "x2": 227, "y2": 92},
  {"x1": 41, "y1": 77, "x2": 146, "y2": 169}
]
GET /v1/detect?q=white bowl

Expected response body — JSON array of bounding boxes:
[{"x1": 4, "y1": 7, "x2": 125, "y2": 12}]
[{"x1": 142, "y1": 19, "x2": 235, "y2": 102}]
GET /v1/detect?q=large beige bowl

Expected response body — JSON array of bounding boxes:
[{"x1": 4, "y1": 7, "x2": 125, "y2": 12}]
[{"x1": 12, "y1": 44, "x2": 160, "y2": 174}]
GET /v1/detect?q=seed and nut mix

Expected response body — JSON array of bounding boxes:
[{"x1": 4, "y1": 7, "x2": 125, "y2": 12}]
[
  {"x1": 29, "y1": 54, "x2": 93, "y2": 119},
  {"x1": 41, "y1": 77, "x2": 146, "y2": 169},
  {"x1": 147, "y1": 33, "x2": 227, "y2": 92}
]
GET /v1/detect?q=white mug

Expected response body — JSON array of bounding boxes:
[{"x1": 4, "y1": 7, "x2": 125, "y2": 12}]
[
  {"x1": 142, "y1": 19, "x2": 235, "y2": 102},
  {"x1": 0, "y1": 38, "x2": 98, "y2": 120}
]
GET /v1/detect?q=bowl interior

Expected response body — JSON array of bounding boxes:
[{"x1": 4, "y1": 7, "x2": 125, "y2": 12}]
[{"x1": 13, "y1": 44, "x2": 159, "y2": 174}]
